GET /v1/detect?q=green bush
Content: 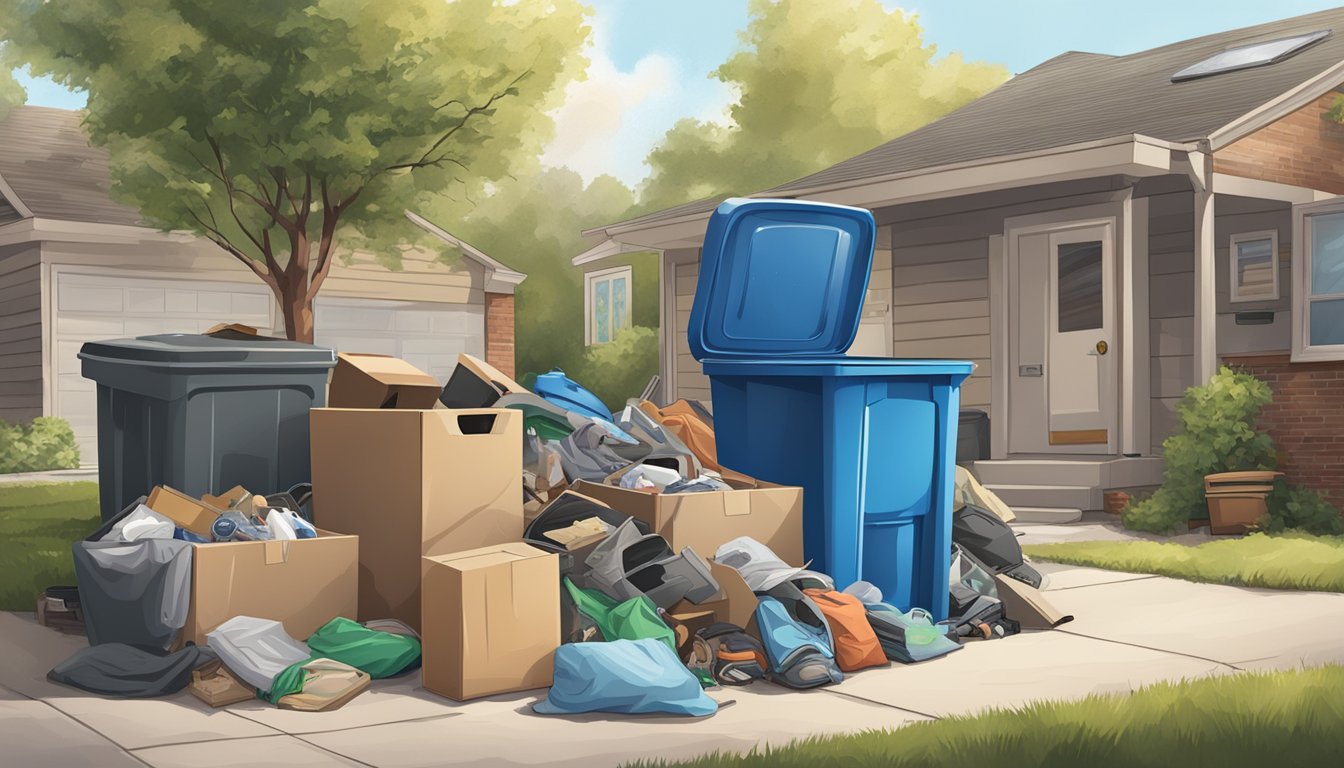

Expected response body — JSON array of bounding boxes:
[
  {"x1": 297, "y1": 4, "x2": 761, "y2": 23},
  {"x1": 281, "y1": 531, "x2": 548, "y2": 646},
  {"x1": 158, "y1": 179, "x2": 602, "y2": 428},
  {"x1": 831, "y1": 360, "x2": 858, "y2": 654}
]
[
  {"x1": 1264, "y1": 483, "x2": 1344, "y2": 536},
  {"x1": 563, "y1": 325, "x2": 660, "y2": 411},
  {"x1": 0, "y1": 416, "x2": 81, "y2": 474},
  {"x1": 1122, "y1": 367, "x2": 1277, "y2": 534}
]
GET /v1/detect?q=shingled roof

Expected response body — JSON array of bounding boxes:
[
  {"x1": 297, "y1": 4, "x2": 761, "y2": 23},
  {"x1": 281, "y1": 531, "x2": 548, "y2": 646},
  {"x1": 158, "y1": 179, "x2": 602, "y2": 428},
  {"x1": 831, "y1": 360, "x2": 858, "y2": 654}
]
[
  {"x1": 594, "y1": 7, "x2": 1344, "y2": 237},
  {"x1": 0, "y1": 106, "x2": 143, "y2": 226}
]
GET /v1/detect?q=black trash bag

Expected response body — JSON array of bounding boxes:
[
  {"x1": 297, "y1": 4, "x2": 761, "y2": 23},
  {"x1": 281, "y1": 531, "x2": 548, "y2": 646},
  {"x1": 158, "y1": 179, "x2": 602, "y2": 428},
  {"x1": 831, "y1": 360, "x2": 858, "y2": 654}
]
[{"x1": 952, "y1": 504, "x2": 1043, "y2": 589}]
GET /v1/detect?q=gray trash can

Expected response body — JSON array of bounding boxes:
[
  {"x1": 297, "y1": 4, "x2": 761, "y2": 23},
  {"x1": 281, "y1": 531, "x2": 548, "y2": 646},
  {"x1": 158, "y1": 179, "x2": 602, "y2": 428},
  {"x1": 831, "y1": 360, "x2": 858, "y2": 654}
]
[
  {"x1": 957, "y1": 410, "x2": 990, "y2": 464},
  {"x1": 79, "y1": 333, "x2": 336, "y2": 522}
]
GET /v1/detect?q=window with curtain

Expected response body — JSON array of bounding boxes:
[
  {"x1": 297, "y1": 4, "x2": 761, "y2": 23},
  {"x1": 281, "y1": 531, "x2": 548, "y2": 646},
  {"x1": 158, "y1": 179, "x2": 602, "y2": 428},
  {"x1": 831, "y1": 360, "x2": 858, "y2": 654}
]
[
  {"x1": 1229, "y1": 231, "x2": 1279, "y2": 303},
  {"x1": 585, "y1": 266, "x2": 632, "y2": 345}
]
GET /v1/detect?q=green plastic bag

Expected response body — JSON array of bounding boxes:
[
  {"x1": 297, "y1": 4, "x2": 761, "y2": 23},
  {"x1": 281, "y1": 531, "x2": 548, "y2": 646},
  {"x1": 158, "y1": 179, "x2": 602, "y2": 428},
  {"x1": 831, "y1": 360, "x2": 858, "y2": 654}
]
[
  {"x1": 267, "y1": 618, "x2": 421, "y2": 703},
  {"x1": 563, "y1": 578, "x2": 676, "y2": 654}
]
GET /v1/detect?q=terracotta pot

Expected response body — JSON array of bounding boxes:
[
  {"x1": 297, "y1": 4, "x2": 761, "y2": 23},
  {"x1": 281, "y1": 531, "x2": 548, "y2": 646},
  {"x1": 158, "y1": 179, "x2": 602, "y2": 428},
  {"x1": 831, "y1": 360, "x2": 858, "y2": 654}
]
[{"x1": 1103, "y1": 490, "x2": 1129, "y2": 516}]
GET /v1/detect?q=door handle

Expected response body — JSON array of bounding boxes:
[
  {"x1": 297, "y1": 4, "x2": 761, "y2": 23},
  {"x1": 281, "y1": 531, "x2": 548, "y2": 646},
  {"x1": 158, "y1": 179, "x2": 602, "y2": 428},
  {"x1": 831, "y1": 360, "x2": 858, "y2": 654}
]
[{"x1": 1088, "y1": 340, "x2": 1109, "y2": 356}]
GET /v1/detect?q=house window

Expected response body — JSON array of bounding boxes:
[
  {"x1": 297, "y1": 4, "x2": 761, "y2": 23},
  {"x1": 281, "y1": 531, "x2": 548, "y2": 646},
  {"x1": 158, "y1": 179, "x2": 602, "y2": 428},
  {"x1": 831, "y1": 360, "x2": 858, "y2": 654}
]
[
  {"x1": 585, "y1": 266, "x2": 632, "y2": 345},
  {"x1": 1292, "y1": 203, "x2": 1344, "y2": 361},
  {"x1": 1229, "y1": 230, "x2": 1279, "y2": 303}
]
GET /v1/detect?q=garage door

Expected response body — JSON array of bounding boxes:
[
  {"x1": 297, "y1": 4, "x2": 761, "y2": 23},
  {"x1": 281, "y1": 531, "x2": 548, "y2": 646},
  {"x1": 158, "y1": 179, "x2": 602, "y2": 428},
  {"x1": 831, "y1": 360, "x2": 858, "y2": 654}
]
[
  {"x1": 52, "y1": 271, "x2": 487, "y2": 464},
  {"x1": 313, "y1": 296, "x2": 485, "y2": 383},
  {"x1": 52, "y1": 270, "x2": 276, "y2": 463}
]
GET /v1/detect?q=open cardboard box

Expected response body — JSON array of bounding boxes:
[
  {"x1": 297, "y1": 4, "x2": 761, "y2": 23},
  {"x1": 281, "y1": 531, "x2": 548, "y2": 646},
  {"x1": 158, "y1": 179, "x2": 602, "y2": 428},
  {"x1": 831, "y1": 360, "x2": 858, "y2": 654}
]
[
  {"x1": 326, "y1": 352, "x2": 442, "y2": 409},
  {"x1": 570, "y1": 474, "x2": 803, "y2": 567},
  {"x1": 311, "y1": 353, "x2": 523, "y2": 631},
  {"x1": 145, "y1": 486, "x2": 359, "y2": 646}
]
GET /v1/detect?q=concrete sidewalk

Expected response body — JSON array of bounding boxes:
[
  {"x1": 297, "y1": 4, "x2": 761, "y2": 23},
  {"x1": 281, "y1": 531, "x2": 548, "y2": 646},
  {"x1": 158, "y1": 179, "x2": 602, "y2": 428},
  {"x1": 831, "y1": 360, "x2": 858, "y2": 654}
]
[
  {"x1": 5, "y1": 563, "x2": 1343, "y2": 768},
  {"x1": 0, "y1": 469, "x2": 99, "y2": 485}
]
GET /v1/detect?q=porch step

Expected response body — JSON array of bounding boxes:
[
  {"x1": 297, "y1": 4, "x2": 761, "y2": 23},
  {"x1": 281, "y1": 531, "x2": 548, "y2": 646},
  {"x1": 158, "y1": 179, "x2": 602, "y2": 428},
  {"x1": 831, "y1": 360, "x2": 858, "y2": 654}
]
[
  {"x1": 982, "y1": 483, "x2": 1102, "y2": 512},
  {"x1": 969, "y1": 457, "x2": 1163, "y2": 488},
  {"x1": 1009, "y1": 507, "x2": 1084, "y2": 524}
]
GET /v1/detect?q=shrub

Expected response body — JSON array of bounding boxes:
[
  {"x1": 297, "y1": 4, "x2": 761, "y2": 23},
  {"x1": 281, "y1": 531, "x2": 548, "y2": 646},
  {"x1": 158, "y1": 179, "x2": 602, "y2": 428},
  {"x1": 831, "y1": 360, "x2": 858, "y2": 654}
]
[
  {"x1": 0, "y1": 416, "x2": 82, "y2": 474},
  {"x1": 563, "y1": 326, "x2": 660, "y2": 411},
  {"x1": 1264, "y1": 483, "x2": 1344, "y2": 536},
  {"x1": 1122, "y1": 367, "x2": 1277, "y2": 534}
]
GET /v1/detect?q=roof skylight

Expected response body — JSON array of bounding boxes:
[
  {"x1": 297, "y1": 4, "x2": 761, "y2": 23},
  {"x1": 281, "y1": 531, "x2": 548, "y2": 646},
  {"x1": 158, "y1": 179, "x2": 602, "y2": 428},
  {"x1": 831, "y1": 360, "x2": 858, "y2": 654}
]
[{"x1": 1171, "y1": 29, "x2": 1331, "y2": 82}]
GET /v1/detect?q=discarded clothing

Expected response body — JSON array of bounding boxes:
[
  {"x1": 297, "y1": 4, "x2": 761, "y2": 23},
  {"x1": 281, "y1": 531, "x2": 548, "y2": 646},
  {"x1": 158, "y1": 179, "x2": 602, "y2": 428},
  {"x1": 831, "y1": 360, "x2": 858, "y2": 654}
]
[
  {"x1": 562, "y1": 578, "x2": 677, "y2": 654},
  {"x1": 523, "y1": 490, "x2": 647, "y2": 560},
  {"x1": 663, "y1": 475, "x2": 733, "y2": 494},
  {"x1": 714, "y1": 536, "x2": 833, "y2": 592},
  {"x1": 73, "y1": 538, "x2": 192, "y2": 651},
  {"x1": 304, "y1": 617, "x2": 422, "y2": 679},
  {"x1": 684, "y1": 622, "x2": 767, "y2": 687},
  {"x1": 803, "y1": 588, "x2": 888, "y2": 672},
  {"x1": 102, "y1": 504, "x2": 176, "y2": 542},
  {"x1": 543, "y1": 516, "x2": 614, "y2": 551},
  {"x1": 949, "y1": 543, "x2": 999, "y2": 618},
  {"x1": 190, "y1": 658, "x2": 255, "y2": 707},
  {"x1": 274, "y1": 658, "x2": 372, "y2": 712},
  {"x1": 206, "y1": 616, "x2": 311, "y2": 693},
  {"x1": 363, "y1": 618, "x2": 420, "y2": 640},
  {"x1": 48, "y1": 643, "x2": 214, "y2": 698},
  {"x1": 533, "y1": 639, "x2": 718, "y2": 718},
  {"x1": 580, "y1": 518, "x2": 719, "y2": 610},
  {"x1": 864, "y1": 604, "x2": 963, "y2": 664},
  {"x1": 754, "y1": 595, "x2": 843, "y2": 690},
  {"x1": 555, "y1": 422, "x2": 634, "y2": 482},
  {"x1": 611, "y1": 400, "x2": 704, "y2": 477}
]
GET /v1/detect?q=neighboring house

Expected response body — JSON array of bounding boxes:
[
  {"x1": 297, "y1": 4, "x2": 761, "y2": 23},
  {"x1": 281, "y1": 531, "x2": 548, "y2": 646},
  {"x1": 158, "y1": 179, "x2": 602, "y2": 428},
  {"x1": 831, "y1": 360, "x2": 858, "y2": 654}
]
[
  {"x1": 0, "y1": 106, "x2": 525, "y2": 462},
  {"x1": 574, "y1": 8, "x2": 1344, "y2": 517}
]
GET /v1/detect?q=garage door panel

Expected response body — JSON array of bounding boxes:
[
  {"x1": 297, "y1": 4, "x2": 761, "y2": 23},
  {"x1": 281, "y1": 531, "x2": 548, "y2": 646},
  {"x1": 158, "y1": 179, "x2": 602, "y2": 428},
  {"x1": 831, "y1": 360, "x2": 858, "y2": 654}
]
[
  {"x1": 59, "y1": 282, "x2": 123, "y2": 313},
  {"x1": 55, "y1": 315, "x2": 126, "y2": 337},
  {"x1": 430, "y1": 312, "x2": 475, "y2": 335},
  {"x1": 393, "y1": 311, "x2": 434, "y2": 333},
  {"x1": 58, "y1": 373, "x2": 94, "y2": 393},
  {"x1": 232, "y1": 293, "x2": 272, "y2": 317},
  {"x1": 195, "y1": 291, "x2": 233, "y2": 316},
  {"x1": 164, "y1": 290, "x2": 198, "y2": 313},
  {"x1": 126, "y1": 287, "x2": 166, "y2": 313}
]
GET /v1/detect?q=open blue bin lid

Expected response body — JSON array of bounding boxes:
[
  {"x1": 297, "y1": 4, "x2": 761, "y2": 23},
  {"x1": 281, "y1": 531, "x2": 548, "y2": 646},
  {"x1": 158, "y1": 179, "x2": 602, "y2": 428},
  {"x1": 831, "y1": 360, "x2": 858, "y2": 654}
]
[{"x1": 688, "y1": 198, "x2": 875, "y2": 361}]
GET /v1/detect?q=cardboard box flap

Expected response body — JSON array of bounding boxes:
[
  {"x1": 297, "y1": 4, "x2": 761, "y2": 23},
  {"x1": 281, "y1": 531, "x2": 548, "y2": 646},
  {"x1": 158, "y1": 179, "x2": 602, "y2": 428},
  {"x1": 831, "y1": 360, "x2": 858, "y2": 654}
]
[
  {"x1": 264, "y1": 540, "x2": 291, "y2": 565},
  {"x1": 426, "y1": 542, "x2": 545, "y2": 572},
  {"x1": 147, "y1": 486, "x2": 222, "y2": 537},
  {"x1": 328, "y1": 353, "x2": 442, "y2": 409}
]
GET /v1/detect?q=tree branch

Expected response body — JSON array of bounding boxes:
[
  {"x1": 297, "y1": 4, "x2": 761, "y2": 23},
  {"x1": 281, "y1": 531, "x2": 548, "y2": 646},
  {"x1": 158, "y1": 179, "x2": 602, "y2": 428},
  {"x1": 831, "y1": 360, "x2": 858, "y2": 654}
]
[
  {"x1": 187, "y1": 207, "x2": 278, "y2": 291},
  {"x1": 384, "y1": 69, "x2": 532, "y2": 174},
  {"x1": 306, "y1": 179, "x2": 362, "y2": 302}
]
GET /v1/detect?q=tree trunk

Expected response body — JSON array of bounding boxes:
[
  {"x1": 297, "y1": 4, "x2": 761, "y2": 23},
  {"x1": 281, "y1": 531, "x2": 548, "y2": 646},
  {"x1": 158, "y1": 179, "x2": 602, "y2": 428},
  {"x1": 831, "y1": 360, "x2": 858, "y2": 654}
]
[{"x1": 279, "y1": 280, "x2": 316, "y2": 343}]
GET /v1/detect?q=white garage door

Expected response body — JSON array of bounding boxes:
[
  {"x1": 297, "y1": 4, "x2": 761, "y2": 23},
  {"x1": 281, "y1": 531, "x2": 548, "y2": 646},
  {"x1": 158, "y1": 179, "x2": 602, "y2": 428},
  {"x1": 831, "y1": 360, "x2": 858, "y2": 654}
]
[
  {"x1": 53, "y1": 270, "x2": 486, "y2": 464},
  {"x1": 52, "y1": 269, "x2": 276, "y2": 462},
  {"x1": 313, "y1": 296, "x2": 485, "y2": 383}
]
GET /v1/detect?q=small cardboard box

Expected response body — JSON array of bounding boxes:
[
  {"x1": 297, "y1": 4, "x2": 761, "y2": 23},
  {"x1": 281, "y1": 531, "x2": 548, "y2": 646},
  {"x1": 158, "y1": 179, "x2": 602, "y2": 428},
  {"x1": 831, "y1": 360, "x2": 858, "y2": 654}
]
[
  {"x1": 327, "y1": 352, "x2": 442, "y2": 409},
  {"x1": 571, "y1": 479, "x2": 803, "y2": 565},
  {"x1": 310, "y1": 407, "x2": 523, "y2": 631},
  {"x1": 421, "y1": 543, "x2": 559, "y2": 701},
  {"x1": 147, "y1": 485, "x2": 225, "y2": 538},
  {"x1": 181, "y1": 531, "x2": 359, "y2": 645}
]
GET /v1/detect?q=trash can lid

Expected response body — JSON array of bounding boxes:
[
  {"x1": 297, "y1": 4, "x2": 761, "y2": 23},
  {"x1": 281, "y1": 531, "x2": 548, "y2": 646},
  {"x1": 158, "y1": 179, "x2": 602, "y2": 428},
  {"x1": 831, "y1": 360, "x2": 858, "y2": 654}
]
[
  {"x1": 79, "y1": 333, "x2": 336, "y2": 367},
  {"x1": 688, "y1": 198, "x2": 875, "y2": 361}
]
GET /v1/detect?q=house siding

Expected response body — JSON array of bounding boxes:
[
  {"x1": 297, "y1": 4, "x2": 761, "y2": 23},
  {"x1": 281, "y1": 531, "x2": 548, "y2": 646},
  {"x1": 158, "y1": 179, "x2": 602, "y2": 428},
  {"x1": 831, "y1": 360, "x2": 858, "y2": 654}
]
[
  {"x1": 673, "y1": 256, "x2": 710, "y2": 402},
  {"x1": 0, "y1": 243, "x2": 43, "y2": 423},
  {"x1": 1213, "y1": 90, "x2": 1344, "y2": 195},
  {"x1": 1222, "y1": 352, "x2": 1344, "y2": 509}
]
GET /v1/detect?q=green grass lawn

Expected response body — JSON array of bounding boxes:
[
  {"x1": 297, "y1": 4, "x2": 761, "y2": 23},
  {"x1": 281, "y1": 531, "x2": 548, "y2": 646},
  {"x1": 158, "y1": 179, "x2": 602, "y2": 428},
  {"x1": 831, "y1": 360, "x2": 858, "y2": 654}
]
[
  {"x1": 1023, "y1": 532, "x2": 1344, "y2": 593},
  {"x1": 0, "y1": 482, "x2": 99, "y2": 611},
  {"x1": 632, "y1": 665, "x2": 1344, "y2": 768}
]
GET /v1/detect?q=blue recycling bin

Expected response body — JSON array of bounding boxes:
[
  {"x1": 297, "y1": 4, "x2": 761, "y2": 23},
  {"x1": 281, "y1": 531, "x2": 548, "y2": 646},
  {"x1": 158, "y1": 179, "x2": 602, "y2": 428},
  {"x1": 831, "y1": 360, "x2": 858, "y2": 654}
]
[{"x1": 689, "y1": 199, "x2": 973, "y2": 620}]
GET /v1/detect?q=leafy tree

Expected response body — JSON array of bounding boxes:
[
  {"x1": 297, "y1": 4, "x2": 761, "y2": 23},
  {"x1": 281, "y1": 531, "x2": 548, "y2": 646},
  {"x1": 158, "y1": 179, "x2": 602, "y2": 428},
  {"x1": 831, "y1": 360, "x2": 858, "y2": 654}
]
[
  {"x1": 426, "y1": 167, "x2": 656, "y2": 385},
  {"x1": 0, "y1": 3, "x2": 26, "y2": 120},
  {"x1": 637, "y1": 0, "x2": 1009, "y2": 213},
  {"x1": 5, "y1": 0, "x2": 588, "y2": 341}
]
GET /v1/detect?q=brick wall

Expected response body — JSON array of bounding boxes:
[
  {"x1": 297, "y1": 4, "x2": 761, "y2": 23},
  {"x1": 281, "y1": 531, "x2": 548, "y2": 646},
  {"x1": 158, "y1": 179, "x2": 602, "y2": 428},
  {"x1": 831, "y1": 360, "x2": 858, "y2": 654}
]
[
  {"x1": 1222, "y1": 352, "x2": 1344, "y2": 508},
  {"x1": 1213, "y1": 91, "x2": 1344, "y2": 195},
  {"x1": 484, "y1": 292, "x2": 516, "y2": 378}
]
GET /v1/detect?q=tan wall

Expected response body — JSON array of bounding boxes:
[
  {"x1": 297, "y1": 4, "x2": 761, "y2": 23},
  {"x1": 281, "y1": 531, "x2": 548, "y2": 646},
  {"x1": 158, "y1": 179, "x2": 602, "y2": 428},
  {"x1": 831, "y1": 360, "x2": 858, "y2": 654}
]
[
  {"x1": 672, "y1": 256, "x2": 710, "y2": 402},
  {"x1": 1213, "y1": 91, "x2": 1344, "y2": 195},
  {"x1": 0, "y1": 243, "x2": 42, "y2": 422}
]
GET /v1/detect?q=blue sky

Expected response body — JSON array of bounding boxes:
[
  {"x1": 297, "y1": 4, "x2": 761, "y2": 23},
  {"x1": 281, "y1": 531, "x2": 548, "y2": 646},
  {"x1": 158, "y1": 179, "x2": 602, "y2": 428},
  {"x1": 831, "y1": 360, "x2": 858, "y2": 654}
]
[{"x1": 15, "y1": 0, "x2": 1344, "y2": 186}]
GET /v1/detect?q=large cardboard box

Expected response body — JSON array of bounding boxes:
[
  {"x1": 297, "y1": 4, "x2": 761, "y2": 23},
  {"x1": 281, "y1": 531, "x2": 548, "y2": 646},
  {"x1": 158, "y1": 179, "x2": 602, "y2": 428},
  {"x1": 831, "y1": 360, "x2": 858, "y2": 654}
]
[
  {"x1": 311, "y1": 407, "x2": 523, "y2": 630},
  {"x1": 181, "y1": 532, "x2": 359, "y2": 645},
  {"x1": 571, "y1": 479, "x2": 803, "y2": 565},
  {"x1": 421, "y1": 543, "x2": 559, "y2": 701}
]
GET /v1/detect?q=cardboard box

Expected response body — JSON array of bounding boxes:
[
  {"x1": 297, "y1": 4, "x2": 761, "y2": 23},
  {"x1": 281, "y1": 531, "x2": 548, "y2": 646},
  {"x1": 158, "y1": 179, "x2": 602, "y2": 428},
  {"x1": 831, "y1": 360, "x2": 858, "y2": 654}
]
[
  {"x1": 146, "y1": 485, "x2": 225, "y2": 538},
  {"x1": 182, "y1": 530, "x2": 359, "y2": 645},
  {"x1": 327, "y1": 353, "x2": 442, "y2": 409},
  {"x1": 421, "y1": 543, "x2": 559, "y2": 701},
  {"x1": 310, "y1": 407, "x2": 523, "y2": 630},
  {"x1": 698, "y1": 561, "x2": 760, "y2": 638},
  {"x1": 438, "y1": 353, "x2": 527, "y2": 409},
  {"x1": 570, "y1": 480, "x2": 803, "y2": 566}
]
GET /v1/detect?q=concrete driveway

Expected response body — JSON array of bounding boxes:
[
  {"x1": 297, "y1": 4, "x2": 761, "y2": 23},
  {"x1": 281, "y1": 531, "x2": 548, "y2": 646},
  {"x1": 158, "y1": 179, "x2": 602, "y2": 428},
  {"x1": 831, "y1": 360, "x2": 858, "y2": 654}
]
[{"x1": 4, "y1": 562, "x2": 1343, "y2": 768}]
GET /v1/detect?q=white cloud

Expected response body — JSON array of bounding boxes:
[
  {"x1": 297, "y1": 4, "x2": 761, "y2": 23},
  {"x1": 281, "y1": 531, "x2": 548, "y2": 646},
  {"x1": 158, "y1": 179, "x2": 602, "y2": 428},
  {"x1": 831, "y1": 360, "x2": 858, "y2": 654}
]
[{"x1": 541, "y1": 20, "x2": 736, "y2": 188}]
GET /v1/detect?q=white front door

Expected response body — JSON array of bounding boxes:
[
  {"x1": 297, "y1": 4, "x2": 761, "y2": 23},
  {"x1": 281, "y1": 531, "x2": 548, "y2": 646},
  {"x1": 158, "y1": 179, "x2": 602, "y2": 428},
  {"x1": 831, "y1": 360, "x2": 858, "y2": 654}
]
[{"x1": 1008, "y1": 221, "x2": 1117, "y2": 454}]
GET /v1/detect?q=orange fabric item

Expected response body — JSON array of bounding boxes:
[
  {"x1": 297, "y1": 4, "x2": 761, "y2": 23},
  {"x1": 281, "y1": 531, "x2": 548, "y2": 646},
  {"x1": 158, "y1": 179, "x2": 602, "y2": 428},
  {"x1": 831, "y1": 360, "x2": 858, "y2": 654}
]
[
  {"x1": 639, "y1": 400, "x2": 755, "y2": 484},
  {"x1": 803, "y1": 588, "x2": 888, "y2": 673}
]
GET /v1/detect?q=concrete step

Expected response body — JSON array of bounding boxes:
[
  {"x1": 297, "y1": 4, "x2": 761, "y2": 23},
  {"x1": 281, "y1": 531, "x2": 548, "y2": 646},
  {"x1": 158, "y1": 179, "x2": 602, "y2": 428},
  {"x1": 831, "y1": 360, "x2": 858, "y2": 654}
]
[
  {"x1": 969, "y1": 457, "x2": 1164, "y2": 489},
  {"x1": 1009, "y1": 506, "x2": 1084, "y2": 524},
  {"x1": 983, "y1": 483, "x2": 1102, "y2": 511}
]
